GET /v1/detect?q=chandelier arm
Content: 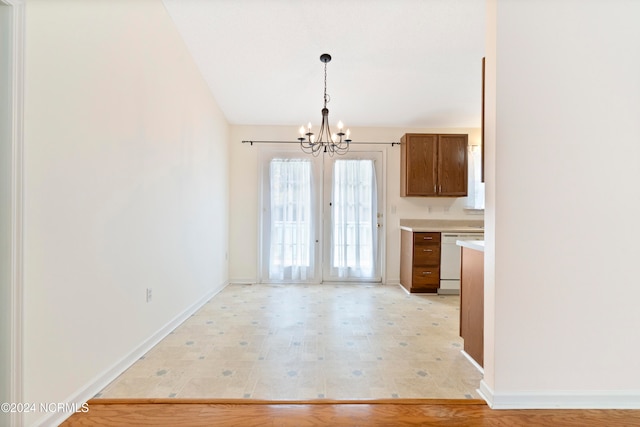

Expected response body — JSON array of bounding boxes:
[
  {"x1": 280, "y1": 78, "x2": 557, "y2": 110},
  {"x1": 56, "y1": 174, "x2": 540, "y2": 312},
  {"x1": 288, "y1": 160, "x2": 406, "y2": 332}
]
[{"x1": 315, "y1": 109, "x2": 332, "y2": 145}]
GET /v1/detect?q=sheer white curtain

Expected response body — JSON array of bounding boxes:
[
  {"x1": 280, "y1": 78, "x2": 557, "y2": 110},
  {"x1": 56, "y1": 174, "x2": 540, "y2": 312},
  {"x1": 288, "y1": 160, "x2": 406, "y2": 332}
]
[
  {"x1": 330, "y1": 159, "x2": 377, "y2": 279},
  {"x1": 468, "y1": 145, "x2": 485, "y2": 209},
  {"x1": 268, "y1": 159, "x2": 315, "y2": 281}
]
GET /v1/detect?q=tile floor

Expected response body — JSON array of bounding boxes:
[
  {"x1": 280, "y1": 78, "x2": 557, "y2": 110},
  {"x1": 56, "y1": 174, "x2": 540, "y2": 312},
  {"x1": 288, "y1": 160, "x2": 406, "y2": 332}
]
[{"x1": 97, "y1": 284, "x2": 483, "y2": 400}]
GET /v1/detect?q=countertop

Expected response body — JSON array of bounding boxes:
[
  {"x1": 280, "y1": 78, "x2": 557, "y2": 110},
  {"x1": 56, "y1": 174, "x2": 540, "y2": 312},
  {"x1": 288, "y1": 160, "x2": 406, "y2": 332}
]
[
  {"x1": 457, "y1": 240, "x2": 485, "y2": 252},
  {"x1": 399, "y1": 219, "x2": 484, "y2": 233}
]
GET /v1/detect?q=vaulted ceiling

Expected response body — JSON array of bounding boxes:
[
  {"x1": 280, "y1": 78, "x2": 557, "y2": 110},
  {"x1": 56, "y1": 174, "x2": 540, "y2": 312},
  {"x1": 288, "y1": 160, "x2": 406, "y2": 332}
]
[{"x1": 162, "y1": 0, "x2": 485, "y2": 129}]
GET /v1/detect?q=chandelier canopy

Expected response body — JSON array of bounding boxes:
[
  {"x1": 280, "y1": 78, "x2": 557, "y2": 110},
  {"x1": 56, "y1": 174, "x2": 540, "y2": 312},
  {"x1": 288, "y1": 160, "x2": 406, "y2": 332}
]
[{"x1": 298, "y1": 53, "x2": 351, "y2": 156}]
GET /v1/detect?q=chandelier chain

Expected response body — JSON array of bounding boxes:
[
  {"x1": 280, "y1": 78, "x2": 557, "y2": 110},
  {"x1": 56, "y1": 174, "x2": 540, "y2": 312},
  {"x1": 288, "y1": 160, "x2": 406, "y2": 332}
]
[{"x1": 323, "y1": 61, "x2": 330, "y2": 108}]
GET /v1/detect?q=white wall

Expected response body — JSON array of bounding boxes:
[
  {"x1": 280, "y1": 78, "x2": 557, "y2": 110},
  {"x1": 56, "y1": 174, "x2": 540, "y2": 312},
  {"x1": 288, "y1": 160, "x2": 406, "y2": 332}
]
[
  {"x1": 483, "y1": 0, "x2": 640, "y2": 408},
  {"x1": 229, "y1": 125, "x2": 481, "y2": 284},
  {"x1": 23, "y1": 0, "x2": 229, "y2": 425}
]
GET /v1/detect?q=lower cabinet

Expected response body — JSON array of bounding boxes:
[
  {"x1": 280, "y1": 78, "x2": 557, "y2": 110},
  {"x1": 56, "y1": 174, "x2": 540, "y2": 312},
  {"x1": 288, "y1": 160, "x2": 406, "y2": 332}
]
[
  {"x1": 400, "y1": 230, "x2": 441, "y2": 293},
  {"x1": 459, "y1": 246, "x2": 484, "y2": 367}
]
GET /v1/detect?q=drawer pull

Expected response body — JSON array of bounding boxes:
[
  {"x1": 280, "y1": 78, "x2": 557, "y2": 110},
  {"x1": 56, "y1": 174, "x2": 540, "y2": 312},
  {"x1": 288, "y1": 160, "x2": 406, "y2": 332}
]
[
  {"x1": 422, "y1": 249, "x2": 433, "y2": 252},
  {"x1": 423, "y1": 237, "x2": 433, "y2": 240},
  {"x1": 422, "y1": 271, "x2": 432, "y2": 275}
]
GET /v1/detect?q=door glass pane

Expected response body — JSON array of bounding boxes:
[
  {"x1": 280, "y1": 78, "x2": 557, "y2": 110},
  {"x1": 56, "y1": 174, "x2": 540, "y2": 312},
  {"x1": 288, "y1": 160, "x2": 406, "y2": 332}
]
[
  {"x1": 268, "y1": 159, "x2": 314, "y2": 281},
  {"x1": 330, "y1": 159, "x2": 377, "y2": 279}
]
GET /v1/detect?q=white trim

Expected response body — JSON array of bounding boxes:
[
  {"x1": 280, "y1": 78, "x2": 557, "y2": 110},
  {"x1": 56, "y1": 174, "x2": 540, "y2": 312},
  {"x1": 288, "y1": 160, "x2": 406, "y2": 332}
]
[
  {"x1": 2, "y1": 1, "x2": 25, "y2": 426},
  {"x1": 379, "y1": 148, "x2": 388, "y2": 285},
  {"x1": 477, "y1": 381, "x2": 640, "y2": 409},
  {"x1": 478, "y1": 380, "x2": 494, "y2": 407},
  {"x1": 229, "y1": 278, "x2": 257, "y2": 285},
  {"x1": 490, "y1": 391, "x2": 640, "y2": 410},
  {"x1": 460, "y1": 350, "x2": 483, "y2": 374},
  {"x1": 397, "y1": 283, "x2": 411, "y2": 295},
  {"x1": 38, "y1": 281, "x2": 228, "y2": 427}
]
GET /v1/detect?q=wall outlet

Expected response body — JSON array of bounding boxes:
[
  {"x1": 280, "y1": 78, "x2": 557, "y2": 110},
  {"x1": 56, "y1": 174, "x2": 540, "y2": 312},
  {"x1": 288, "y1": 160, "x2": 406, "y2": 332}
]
[{"x1": 146, "y1": 288, "x2": 152, "y2": 303}]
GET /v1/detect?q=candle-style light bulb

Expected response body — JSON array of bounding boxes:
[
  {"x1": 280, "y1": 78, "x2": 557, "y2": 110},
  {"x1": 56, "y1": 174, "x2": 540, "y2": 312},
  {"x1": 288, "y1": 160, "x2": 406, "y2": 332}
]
[
  {"x1": 299, "y1": 126, "x2": 305, "y2": 136},
  {"x1": 310, "y1": 134, "x2": 315, "y2": 143},
  {"x1": 337, "y1": 121, "x2": 344, "y2": 131},
  {"x1": 346, "y1": 129, "x2": 351, "y2": 138},
  {"x1": 307, "y1": 122, "x2": 312, "y2": 131}
]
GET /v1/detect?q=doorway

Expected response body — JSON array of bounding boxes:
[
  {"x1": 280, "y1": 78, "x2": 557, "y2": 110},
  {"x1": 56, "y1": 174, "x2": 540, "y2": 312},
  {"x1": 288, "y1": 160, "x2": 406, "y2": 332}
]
[{"x1": 259, "y1": 149, "x2": 384, "y2": 284}]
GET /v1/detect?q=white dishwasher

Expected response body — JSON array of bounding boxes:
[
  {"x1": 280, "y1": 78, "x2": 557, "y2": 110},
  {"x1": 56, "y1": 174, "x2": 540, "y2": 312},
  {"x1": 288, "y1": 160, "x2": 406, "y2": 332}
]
[{"x1": 439, "y1": 232, "x2": 484, "y2": 294}]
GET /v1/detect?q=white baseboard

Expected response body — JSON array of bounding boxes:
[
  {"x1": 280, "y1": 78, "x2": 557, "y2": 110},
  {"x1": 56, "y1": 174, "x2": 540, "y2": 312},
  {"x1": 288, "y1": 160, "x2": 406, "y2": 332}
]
[
  {"x1": 40, "y1": 281, "x2": 228, "y2": 427},
  {"x1": 477, "y1": 380, "x2": 494, "y2": 407},
  {"x1": 478, "y1": 380, "x2": 640, "y2": 409},
  {"x1": 229, "y1": 278, "x2": 256, "y2": 285},
  {"x1": 397, "y1": 283, "x2": 411, "y2": 295},
  {"x1": 460, "y1": 350, "x2": 483, "y2": 374},
  {"x1": 231, "y1": 279, "x2": 399, "y2": 286}
]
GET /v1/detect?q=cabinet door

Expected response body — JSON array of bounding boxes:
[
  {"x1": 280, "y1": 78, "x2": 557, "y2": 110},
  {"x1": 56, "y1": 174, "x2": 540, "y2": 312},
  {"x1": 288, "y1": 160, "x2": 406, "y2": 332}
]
[
  {"x1": 411, "y1": 266, "x2": 440, "y2": 290},
  {"x1": 437, "y1": 134, "x2": 468, "y2": 196},
  {"x1": 401, "y1": 134, "x2": 437, "y2": 196}
]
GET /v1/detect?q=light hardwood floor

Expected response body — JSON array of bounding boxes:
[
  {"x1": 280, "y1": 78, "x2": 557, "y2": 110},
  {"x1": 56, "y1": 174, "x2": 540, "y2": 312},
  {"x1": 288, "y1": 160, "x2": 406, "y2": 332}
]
[{"x1": 62, "y1": 399, "x2": 640, "y2": 426}]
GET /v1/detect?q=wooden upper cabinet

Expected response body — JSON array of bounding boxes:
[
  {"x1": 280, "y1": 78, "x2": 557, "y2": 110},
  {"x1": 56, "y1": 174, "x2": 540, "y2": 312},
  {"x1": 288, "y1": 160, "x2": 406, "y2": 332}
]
[
  {"x1": 401, "y1": 134, "x2": 438, "y2": 196},
  {"x1": 400, "y1": 133, "x2": 468, "y2": 197},
  {"x1": 438, "y1": 134, "x2": 468, "y2": 196}
]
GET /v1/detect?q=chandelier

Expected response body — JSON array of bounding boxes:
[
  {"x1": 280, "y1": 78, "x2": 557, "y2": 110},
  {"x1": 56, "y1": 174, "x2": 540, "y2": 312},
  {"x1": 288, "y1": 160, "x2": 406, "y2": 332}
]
[{"x1": 297, "y1": 53, "x2": 351, "y2": 156}]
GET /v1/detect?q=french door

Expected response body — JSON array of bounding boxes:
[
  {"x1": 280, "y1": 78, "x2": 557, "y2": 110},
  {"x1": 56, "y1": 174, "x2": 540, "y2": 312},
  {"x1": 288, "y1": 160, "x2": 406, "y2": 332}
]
[
  {"x1": 260, "y1": 150, "x2": 383, "y2": 283},
  {"x1": 322, "y1": 152, "x2": 383, "y2": 282}
]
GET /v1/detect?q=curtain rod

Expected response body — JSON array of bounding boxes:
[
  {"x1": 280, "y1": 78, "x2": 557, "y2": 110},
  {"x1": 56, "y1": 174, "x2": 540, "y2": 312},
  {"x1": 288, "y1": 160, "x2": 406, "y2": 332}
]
[{"x1": 242, "y1": 140, "x2": 400, "y2": 146}]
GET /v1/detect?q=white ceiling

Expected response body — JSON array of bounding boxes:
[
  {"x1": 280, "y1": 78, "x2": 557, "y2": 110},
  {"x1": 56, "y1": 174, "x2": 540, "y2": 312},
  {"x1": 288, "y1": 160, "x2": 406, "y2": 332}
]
[{"x1": 162, "y1": 0, "x2": 485, "y2": 129}]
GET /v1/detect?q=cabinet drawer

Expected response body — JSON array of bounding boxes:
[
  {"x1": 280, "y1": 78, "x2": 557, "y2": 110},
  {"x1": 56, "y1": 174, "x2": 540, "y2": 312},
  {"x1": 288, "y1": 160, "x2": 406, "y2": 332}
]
[
  {"x1": 412, "y1": 267, "x2": 440, "y2": 285},
  {"x1": 413, "y1": 232, "x2": 441, "y2": 244},
  {"x1": 413, "y1": 243, "x2": 440, "y2": 265}
]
